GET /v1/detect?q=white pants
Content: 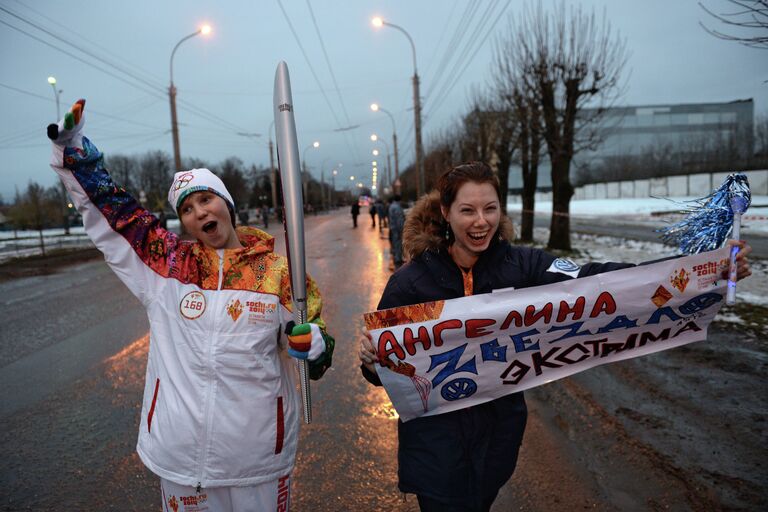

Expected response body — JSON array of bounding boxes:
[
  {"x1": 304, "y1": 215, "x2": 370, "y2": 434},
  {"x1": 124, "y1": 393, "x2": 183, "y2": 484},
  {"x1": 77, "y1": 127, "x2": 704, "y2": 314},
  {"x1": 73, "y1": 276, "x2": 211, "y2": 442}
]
[{"x1": 160, "y1": 475, "x2": 291, "y2": 512}]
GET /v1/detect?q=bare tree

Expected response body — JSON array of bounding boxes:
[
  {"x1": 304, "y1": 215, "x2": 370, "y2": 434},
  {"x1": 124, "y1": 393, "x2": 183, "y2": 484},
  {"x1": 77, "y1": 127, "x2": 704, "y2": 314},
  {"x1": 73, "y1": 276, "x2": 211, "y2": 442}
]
[
  {"x1": 105, "y1": 154, "x2": 137, "y2": 191},
  {"x1": 218, "y1": 157, "x2": 248, "y2": 209},
  {"x1": 699, "y1": 0, "x2": 768, "y2": 49},
  {"x1": 7, "y1": 182, "x2": 58, "y2": 256},
  {"x1": 507, "y1": 2, "x2": 627, "y2": 250},
  {"x1": 491, "y1": 31, "x2": 545, "y2": 243},
  {"x1": 755, "y1": 113, "x2": 768, "y2": 157},
  {"x1": 462, "y1": 88, "x2": 519, "y2": 215},
  {"x1": 138, "y1": 151, "x2": 173, "y2": 211}
]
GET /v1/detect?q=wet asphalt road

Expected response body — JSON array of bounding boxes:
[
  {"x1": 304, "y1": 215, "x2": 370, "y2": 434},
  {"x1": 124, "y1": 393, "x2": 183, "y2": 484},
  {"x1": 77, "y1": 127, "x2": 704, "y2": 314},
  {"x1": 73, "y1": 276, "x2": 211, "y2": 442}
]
[{"x1": 1, "y1": 210, "x2": 766, "y2": 511}]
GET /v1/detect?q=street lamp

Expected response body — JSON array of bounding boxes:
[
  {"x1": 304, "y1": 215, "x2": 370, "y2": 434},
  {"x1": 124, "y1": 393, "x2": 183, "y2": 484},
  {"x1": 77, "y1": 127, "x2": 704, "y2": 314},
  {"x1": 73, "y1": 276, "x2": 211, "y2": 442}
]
[
  {"x1": 370, "y1": 102, "x2": 399, "y2": 183},
  {"x1": 169, "y1": 24, "x2": 212, "y2": 171},
  {"x1": 320, "y1": 157, "x2": 335, "y2": 211},
  {"x1": 267, "y1": 120, "x2": 279, "y2": 212},
  {"x1": 370, "y1": 133, "x2": 392, "y2": 192},
  {"x1": 48, "y1": 76, "x2": 72, "y2": 234},
  {"x1": 303, "y1": 140, "x2": 320, "y2": 163},
  {"x1": 371, "y1": 16, "x2": 424, "y2": 196},
  {"x1": 47, "y1": 76, "x2": 61, "y2": 120},
  {"x1": 302, "y1": 141, "x2": 320, "y2": 200},
  {"x1": 330, "y1": 168, "x2": 339, "y2": 207}
]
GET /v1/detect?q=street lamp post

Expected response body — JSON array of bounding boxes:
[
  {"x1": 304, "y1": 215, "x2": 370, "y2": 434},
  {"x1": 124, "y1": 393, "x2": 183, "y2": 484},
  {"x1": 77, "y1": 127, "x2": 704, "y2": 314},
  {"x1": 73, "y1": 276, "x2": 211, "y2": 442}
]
[
  {"x1": 370, "y1": 103, "x2": 399, "y2": 183},
  {"x1": 268, "y1": 120, "x2": 278, "y2": 212},
  {"x1": 48, "y1": 76, "x2": 69, "y2": 234},
  {"x1": 169, "y1": 25, "x2": 211, "y2": 171},
  {"x1": 372, "y1": 17, "x2": 424, "y2": 197},
  {"x1": 331, "y1": 168, "x2": 338, "y2": 207},
  {"x1": 302, "y1": 141, "x2": 320, "y2": 202},
  {"x1": 47, "y1": 76, "x2": 61, "y2": 120},
  {"x1": 320, "y1": 157, "x2": 333, "y2": 212},
  {"x1": 370, "y1": 133, "x2": 392, "y2": 192}
]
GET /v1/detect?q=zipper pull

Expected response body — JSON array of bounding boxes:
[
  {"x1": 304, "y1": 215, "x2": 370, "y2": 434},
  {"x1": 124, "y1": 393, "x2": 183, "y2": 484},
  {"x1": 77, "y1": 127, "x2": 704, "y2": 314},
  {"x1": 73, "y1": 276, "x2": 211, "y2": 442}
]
[{"x1": 196, "y1": 482, "x2": 202, "y2": 494}]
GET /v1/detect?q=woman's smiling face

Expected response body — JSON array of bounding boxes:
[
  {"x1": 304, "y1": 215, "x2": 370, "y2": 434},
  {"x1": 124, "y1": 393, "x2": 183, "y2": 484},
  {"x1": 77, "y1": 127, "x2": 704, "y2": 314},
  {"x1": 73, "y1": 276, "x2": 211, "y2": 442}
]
[{"x1": 441, "y1": 181, "x2": 500, "y2": 267}]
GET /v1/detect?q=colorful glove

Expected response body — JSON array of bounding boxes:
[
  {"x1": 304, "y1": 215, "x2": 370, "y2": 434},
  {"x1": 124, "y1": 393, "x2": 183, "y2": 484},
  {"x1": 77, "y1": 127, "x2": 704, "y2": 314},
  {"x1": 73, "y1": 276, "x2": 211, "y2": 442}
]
[
  {"x1": 285, "y1": 321, "x2": 326, "y2": 361},
  {"x1": 47, "y1": 98, "x2": 86, "y2": 167}
]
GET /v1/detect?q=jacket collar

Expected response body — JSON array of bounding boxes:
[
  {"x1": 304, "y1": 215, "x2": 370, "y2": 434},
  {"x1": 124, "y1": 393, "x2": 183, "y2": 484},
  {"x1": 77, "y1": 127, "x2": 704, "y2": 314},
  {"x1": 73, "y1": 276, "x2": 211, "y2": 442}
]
[
  {"x1": 194, "y1": 226, "x2": 275, "y2": 262},
  {"x1": 421, "y1": 237, "x2": 507, "y2": 296}
]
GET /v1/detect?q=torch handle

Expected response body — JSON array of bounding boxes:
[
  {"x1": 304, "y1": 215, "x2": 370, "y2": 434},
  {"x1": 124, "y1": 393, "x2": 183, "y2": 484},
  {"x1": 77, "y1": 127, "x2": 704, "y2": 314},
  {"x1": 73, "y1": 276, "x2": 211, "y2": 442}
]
[
  {"x1": 726, "y1": 212, "x2": 742, "y2": 305},
  {"x1": 297, "y1": 309, "x2": 311, "y2": 423}
]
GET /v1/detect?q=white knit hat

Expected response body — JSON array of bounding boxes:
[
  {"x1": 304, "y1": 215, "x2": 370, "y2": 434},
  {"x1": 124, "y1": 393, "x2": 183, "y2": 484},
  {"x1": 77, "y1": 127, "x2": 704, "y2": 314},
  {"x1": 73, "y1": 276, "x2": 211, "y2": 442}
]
[{"x1": 168, "y1": 168, "x2": 235, "y2": 213}]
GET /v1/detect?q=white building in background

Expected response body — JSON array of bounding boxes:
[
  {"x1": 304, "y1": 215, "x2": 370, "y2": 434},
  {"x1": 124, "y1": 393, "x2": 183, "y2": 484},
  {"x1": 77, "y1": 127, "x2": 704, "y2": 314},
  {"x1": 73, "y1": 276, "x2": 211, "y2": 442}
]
[{"x1": 508, "y1": 98, "x2": 755, "y2": 194}]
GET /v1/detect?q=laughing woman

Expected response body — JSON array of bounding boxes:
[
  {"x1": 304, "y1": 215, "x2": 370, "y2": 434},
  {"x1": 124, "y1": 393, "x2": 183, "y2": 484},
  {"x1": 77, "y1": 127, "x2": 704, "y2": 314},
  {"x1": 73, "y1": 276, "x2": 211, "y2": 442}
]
[{"x1": 359, "y1": 162, "x2": 752, "y2": 511}]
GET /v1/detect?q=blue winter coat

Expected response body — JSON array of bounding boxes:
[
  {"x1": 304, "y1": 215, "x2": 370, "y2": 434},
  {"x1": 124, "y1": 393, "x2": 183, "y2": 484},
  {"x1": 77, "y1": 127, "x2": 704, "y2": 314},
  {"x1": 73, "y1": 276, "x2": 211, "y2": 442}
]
[{"x1": 362, "y1": 192, "x2": 633, "y2": 508}]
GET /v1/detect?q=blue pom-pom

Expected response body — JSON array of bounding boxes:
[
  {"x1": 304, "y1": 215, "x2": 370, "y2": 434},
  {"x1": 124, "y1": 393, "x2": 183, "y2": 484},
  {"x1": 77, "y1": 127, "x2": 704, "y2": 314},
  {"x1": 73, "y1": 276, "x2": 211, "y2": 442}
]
[{"x1": 657, "y1": 173, "x2": 751, "y2": 254}]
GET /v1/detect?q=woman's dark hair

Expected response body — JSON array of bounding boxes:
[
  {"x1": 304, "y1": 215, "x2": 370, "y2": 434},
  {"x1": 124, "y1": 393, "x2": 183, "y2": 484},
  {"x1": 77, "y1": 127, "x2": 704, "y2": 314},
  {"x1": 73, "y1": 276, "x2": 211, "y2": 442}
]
[{"x1": 436, "y1": 162, "x2": 501, "y2": 209}]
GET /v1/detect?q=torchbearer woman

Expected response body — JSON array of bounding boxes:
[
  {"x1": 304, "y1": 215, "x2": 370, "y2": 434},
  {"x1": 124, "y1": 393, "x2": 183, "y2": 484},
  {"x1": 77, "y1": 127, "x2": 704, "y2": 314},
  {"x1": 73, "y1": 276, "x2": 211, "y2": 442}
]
[
  {"x1": 359, "y1": 162, "x2": 752, "y2": 511},
  {"x1": 48, "y1": 99, "x2": 334, "y2": 512}
]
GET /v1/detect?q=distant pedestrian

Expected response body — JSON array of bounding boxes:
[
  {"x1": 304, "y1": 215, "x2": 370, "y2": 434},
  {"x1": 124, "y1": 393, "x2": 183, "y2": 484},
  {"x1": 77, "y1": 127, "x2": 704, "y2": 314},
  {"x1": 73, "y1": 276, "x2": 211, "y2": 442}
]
[
  {"x1": 388, "y1": 194, "x2": 405, "y2": 270},
  {"x1": 261, "y1": 204, "x2": 269, "y2": 229},
  {"x1": 375, "y1": 199, "x2": 388, "y2": 232},
  {"x1": 351, "y1": 200, "x2": 360, "y2": 228},
  {"x1": 238, "y1": 208, "x2": 249, "y2": 226},
  {"x1": 369, "y1": 202, "x2": 377, "y2": 228}
]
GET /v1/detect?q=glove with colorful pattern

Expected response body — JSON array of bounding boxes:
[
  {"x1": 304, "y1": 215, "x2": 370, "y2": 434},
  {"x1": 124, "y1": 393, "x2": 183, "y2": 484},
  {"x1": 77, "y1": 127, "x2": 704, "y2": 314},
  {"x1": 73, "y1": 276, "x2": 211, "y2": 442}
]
[
  {"x1": 47, "y1": 98, "x2": 86, "y2": 167},
  {"x1": 285, "y1": 321, "x2": 326, "y2": 361}
]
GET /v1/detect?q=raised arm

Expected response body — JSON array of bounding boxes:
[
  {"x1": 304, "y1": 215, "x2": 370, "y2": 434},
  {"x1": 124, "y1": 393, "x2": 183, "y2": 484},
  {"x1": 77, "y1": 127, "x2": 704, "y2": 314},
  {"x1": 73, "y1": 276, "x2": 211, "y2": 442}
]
[{"x1": 48, "y1": 99, "x2": 186, "y2": 305}]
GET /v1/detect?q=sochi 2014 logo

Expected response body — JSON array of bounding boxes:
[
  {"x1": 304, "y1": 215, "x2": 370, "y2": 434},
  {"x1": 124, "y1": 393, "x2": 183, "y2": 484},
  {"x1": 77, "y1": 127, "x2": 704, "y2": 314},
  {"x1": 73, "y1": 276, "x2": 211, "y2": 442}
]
[
  {"x1": 670, "y1": 268, "x2": 690, "y2": 293},
  {"x1": 226, "y1": 299, "x2": 244, "y2": 322}
]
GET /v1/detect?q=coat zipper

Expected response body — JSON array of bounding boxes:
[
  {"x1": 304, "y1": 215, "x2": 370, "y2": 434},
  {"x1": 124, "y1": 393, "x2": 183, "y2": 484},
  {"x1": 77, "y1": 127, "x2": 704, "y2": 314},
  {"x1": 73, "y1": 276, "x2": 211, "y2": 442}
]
[{"x1": 197, "y1": 252, "x2": 225, "y2": 491}]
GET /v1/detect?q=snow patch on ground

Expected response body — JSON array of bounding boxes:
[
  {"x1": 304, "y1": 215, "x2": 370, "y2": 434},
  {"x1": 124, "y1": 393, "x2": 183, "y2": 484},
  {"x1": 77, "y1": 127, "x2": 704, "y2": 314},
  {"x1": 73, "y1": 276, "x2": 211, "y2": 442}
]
[{"x1": 509, "y1": 196, "x2": 768, "y2": 234}]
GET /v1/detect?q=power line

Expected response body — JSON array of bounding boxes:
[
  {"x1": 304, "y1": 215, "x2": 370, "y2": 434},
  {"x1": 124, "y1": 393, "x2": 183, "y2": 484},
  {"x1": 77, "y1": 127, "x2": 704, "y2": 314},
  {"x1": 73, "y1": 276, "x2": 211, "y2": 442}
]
[
  {"x1": 424, "y1": 0, "x2": 481, "y2": 103},
  {"x1": 389, "y1": 2, "x2": 479, "y2": 168},
  {"x1": 423, "y1": 0, "x2": 462, "y2": 80},
  {"x1": 305, "y1": 0, "x2": 352, "y2": 126},
  {"x1": 11, "y1": 0, "x2": 165, "y2": 90},
  {"x1": 0, "y1": 84, "x2": 165, "y2": 146},
  {"x1": 0, "y1": 6, "x2": 254, "y2": 140},
  {"x1": 425, "y1": 0, "x2": 500, "y2": 114},
  {"x1": 0, "y1": 5, "x2": 165, "y2": 92},
  {"x1": 0, "y1": 18, "x2": 166, "y2": 101},
  {"x1": 427, "y1": 1, "x2": 512, "y2": 120},
  {"x1": 0, "y1": 82, "x2": 51, "y2": 102},
  {"x1": 275, "y1": 0, "x2": 361, "y2": 165},
  {"x1": 304, "y1": 0, "x2": 363, "y2": 164}
]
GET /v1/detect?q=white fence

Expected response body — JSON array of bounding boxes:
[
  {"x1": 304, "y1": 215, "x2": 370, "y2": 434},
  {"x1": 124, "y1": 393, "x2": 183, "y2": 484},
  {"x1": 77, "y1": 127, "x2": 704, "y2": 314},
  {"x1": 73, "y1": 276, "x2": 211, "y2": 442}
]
[{"x1": 509, "y1": 169, "x2": 768, "y2": 203}]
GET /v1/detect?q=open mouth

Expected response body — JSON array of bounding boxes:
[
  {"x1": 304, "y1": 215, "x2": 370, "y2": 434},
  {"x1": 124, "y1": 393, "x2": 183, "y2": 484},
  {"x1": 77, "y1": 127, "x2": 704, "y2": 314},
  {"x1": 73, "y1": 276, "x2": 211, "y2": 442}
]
[
  {"x1": 467, "y1": 231, "x2": 488, "y2": 242},
  {"x1": 202, "y1": 221, "x2": 218, "y2": 234}
]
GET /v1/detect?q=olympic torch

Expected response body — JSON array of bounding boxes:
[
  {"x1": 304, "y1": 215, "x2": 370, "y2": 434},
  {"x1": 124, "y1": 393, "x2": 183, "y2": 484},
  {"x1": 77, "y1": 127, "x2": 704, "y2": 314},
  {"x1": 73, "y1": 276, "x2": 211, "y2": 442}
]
[{"x1": 274, "y1": 61, "x2": 312, "y2": 423}]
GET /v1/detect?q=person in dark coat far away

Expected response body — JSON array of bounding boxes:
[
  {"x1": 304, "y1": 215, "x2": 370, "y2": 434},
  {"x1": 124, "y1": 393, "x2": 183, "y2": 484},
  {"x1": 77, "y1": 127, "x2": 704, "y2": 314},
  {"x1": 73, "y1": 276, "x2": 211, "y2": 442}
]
[
  {"x1": 369, "y1": 201, "x2": 377, "y2": 228},
  {"x1": 351, "y1": 200, "x2": 360, "y2": 228}
]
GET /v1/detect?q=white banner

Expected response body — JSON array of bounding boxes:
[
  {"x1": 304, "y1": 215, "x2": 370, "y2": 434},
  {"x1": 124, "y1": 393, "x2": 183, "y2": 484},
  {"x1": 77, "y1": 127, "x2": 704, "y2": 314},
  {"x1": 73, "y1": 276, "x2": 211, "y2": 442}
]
[{"x1": 364, "y1": 248, "x2": 730, "y2": 422}]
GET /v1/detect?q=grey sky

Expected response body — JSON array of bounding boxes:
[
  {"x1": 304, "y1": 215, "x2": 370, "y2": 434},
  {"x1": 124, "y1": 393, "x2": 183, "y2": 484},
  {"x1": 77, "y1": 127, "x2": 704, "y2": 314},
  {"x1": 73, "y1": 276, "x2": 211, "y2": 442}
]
[{"x1": 0, "y1": 0, "x2": 766, "y2": 202}]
